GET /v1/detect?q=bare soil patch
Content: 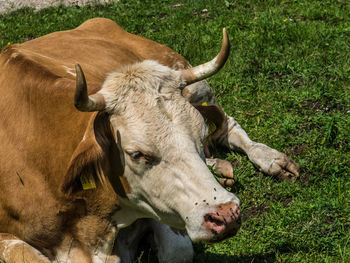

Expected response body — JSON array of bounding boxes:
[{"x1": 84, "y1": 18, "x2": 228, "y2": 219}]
[{"x1": 0, "y1": 0, "x2": 118, "y2": 14}]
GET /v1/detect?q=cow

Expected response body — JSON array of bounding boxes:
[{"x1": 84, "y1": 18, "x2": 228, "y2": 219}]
[{"x1": 0, "y1": 18, "x2": 299, "y2": 262}]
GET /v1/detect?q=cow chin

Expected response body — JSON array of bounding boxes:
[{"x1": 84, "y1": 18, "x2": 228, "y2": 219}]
[{"x1": 186, "y1": 220, "x2": 241, "y2": 243}]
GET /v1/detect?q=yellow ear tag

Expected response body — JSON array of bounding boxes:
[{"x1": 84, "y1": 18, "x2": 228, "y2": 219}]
[
  {"x1": 200, "y1": 102, "x2": 217, "y2": 137},
  {"x1": 80, "y1": 174, "x2": 96, "y2": 190}
]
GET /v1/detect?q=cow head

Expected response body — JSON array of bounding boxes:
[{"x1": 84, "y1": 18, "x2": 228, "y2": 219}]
[{"x1": 62, "y1": 29, "x2": 241, "y2": 242}]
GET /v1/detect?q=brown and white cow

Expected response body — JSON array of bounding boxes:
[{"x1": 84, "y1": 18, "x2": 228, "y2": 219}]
[{"x1": 0, "y1": 18, "x2": 299, "y2": 262}]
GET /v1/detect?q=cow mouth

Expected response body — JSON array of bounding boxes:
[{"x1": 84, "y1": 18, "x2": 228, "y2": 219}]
[
  {"x1": 203, "y1": 214, "x2": 241, "y2": 241},
  {"x1": 201, "y1": 202, "x2": 242, "y2": 242}
]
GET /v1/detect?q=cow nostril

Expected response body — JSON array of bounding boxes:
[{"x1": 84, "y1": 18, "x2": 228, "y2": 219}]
[{"x1": 205, "y1": 214, "x2": 224, "y2": 226}]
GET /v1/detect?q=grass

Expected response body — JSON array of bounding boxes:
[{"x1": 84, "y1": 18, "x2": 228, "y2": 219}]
[{"x1": 1, "y1": 0, "x2": 349, "y2": 262}]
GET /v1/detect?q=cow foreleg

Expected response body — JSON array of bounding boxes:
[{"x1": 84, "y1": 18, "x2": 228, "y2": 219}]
[
  {"x1": 216, "y1": 115, "x2": 300, "y2": 180},
  {"x1": 91, "y1": 225, "x2": 119, "y2": 263},
  {"x1": 184, "y1": 81, "x2": 299, "y2": 180},
  {"x1": 0, "y1": 233, "x2": 50, "y2": 263},
  {"x1": 54, "y1": 229, "x2": 119, "y2": 263}
]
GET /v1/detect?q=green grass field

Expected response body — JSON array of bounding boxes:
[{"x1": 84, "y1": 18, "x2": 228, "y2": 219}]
[{"x1": 1, "y1": 0, "x2": 349, "y2": 262}]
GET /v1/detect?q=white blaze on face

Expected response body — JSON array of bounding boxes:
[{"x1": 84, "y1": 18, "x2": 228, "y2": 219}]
[{"x1": 101, "y1": 60, "x2": 240, "y2": 241}]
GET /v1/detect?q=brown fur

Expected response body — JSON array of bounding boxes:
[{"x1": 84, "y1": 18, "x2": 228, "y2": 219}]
[
  {"x1": 0, "y1": 18, "x2": 223, "y2": 260},
  {"x1": 0, "y1": 17, "x2": 193, "y2": 259}
]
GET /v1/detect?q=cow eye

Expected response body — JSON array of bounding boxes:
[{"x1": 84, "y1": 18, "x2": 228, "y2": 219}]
[
  {"x1": 125, "y1": 148, "x2": 157, "y2": 165},
  {"x1": 126, "y1": 150, "x2": 152, "y2": 163},
  {"x1": 130, "y1": 151, "x2": 144, "y2": 160}
]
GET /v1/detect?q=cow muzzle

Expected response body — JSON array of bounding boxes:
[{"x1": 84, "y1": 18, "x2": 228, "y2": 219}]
[{"x1": 203, "y1": 202, "x2": 241, "y2": 241}]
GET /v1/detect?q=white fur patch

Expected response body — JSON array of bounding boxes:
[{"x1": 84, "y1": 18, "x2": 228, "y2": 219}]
[
  {"x1": 54, "y1": 249, "x2": 71, "y2": 263},
  {"x1": 92, "y1": 252, "x2": 120, "y2": 263},
  {"x1": 0, "y1": 239, "x2": 49, "y2": 262},
  {"x1": 96, "y1": 59, "x2": 240, "y2": 242},
  {"x1": 0, "y1": 239, "x2": 23, "y2": 259}
]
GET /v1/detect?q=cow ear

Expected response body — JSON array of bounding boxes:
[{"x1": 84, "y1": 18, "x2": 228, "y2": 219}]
[
  {"x1": 61, "y1": 112, "x2": 127, "y2": 196},
  {"x1": 193, "y1": 104, "x2": 227, "y2": 139}
]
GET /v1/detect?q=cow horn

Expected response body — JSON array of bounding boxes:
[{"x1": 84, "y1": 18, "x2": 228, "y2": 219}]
[
  {"x1": 182, "y1": 28, "x2": 230, "y2": 85},
  {"x1": 74, "y1": 64, "x2": 105, "y2": 112}
]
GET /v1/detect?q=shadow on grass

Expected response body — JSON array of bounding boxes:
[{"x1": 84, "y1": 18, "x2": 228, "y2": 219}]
[
  {"x1": 141, "y1": 240, "x2": 317, "y2": 263},
  {"x1": 194, "y1": 248, "x2": 275, "y2": 263},
  {"x1": 140, "y1": 247, "x2": 276, "y2": 263},
  {"x1": 194, "y1": 241, "x2": 314, "y2": 263},
  {"x1": 194, "y1": 252, "x2": 276, "y2": 263}
]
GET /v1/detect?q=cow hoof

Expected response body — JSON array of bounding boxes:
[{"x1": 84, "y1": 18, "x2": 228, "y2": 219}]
[
  {"x1": 206, "y1": 158, "x2": 238, "y2": 186},
  {"x1": 248, "y1": 143, "x2": 300, "y2": 180},
  {"x1": 218, "y1": 178, "x2": 236, "y2": 187}
]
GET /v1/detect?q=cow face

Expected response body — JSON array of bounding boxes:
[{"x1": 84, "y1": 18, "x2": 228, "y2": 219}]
[
  {"x1": 70, "y1": 60, "x2": 239, "y2": 242},
  {"x1": 66, "y1": 29, "x2": 241, "y2": 242},
  {"x1": 108, "y1": 61, "x2": 241, "y2": 240}
]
